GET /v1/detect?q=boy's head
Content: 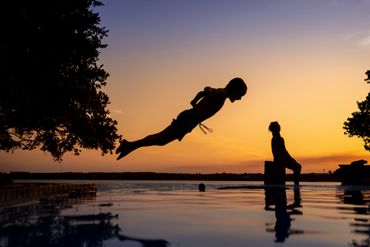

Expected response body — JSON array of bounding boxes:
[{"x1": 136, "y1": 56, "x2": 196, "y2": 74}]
[
  {"x1": 268, "y1": 121, "x2": 281, "y2": 133},
  {"x1": 225, "y1": 77, "x2": 247, "y2": 102}
]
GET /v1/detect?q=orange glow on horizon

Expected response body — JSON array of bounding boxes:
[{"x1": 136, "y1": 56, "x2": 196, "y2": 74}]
[{"x1": 1, "y1": 1, "x2": 370, "y2": 173}]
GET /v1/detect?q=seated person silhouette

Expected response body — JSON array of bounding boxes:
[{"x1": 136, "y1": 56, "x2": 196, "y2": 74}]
[
  {"x1": 116, "y1": 78, "x2": 247, "y2": 159},
  {"x1": 268, "y1": 121, "x2": 302, "y2": 185}
]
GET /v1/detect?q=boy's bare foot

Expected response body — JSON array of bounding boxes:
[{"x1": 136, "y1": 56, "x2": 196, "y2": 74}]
[
  {"x1": 116, "y1": 140, "x2": 136, "y2": 160},
  {"x1": 116, "y1": 139, "x2": 128, "y2": 154}
]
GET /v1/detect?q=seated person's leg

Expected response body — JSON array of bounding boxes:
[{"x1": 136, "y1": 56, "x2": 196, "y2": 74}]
[{"x1": 285, "y1": 160, "x2": 301, "y2": 185}]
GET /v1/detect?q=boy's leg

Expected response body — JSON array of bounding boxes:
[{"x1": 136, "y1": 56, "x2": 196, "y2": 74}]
[
  {"x1": 117, "y1": 109, "x2": 196, "y2": 159},
  {"x1": 117, "y1": 125, "x2": 179, "y2": 160}
]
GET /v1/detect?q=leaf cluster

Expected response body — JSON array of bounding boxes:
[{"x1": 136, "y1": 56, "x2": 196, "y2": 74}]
[
  {"x1": 343, "y1": 71, "x2": 370, "y2": 151},
  {"x1": 0, "y1": 0, "x2": 121, "y2": 161}
]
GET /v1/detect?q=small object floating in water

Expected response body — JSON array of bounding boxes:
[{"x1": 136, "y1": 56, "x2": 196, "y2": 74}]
[
  {"x1": 198, "y1": 183, "x2": 206, "y2": 192},
  {"x1": 98, "y1": 203, "x2": 114, "y2": 207}
]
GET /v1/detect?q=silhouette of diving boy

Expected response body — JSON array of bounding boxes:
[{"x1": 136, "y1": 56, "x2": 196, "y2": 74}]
[{"x1": 116, "y1": 78, "x2": 247, "y2": 160}]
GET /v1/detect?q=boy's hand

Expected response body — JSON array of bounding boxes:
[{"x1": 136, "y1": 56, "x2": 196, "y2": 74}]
[{"x1": 190, "y1": 90, "x2": 205, "y2": 107}]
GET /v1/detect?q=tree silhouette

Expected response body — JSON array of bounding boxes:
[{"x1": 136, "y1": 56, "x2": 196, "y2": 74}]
[
  {"x1": 343, "y1": 71, "x2": 370, "y2": 152},
  {"x1": 0, "y1": 0, "x2": 121, "y2": 161}
]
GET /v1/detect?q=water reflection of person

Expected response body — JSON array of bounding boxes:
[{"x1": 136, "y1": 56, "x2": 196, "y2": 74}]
[{"x1": 265, "y1": 187, "x2": 304, "y2": 243}]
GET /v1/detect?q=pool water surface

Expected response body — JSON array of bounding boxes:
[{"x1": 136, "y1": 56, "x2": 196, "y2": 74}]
[{"x1": 1, "y1": 181, "x2": 369, "y2": 247}]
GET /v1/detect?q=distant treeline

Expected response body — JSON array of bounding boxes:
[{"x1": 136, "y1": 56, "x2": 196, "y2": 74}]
[{"x1": 4, "y1": 172, "x2": 340, "y2": 182}]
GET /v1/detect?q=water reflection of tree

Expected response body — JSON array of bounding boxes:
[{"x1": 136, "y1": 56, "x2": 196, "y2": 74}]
[
  {"x1": 337, "y1": 189, "x2": 370, "y2": 247},
  {"x1": 0, "y1": 193, "x2": 96, "y2": 226},
  {"x1": 0, "y1": 194, "x2": 169, "y2": 247},
  {"x1": 264, "y1": 187, "x2": 303, "y2": 243},
  {"x1": 0, "y1": 213, "x2": 169, "y2": 247}
]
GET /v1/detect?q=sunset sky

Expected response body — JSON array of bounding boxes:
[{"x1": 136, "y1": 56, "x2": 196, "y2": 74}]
[{"x1": 1, "y1": 0, "x2": 370, "y2": 173}]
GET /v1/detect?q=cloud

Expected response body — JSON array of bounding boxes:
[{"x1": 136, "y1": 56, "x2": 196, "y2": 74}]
[
  {"x1": 297, "y1": 153, "x2": 367, "y2": 164},
  {"x1": 346, "y1": 31, "x2": 370, "y2": 47},
  {"x1": 158, "y1": 159, "x2": 267, "y2": 174},
  {"x1": 158, "y1": 153, "x2": 370, "y2": 174},
  {"x1": 295, "y1": 153, "x2": 370, "y2": 172},
  {"x1": 110, "y1": 109, "x2": 124, "y2": 115},
  {"x1": 358, "y1": 35, "x2": 370, "y2": 46},
  {"x1": 159, "y1": 163, "x2": 260, "y2": 174}
]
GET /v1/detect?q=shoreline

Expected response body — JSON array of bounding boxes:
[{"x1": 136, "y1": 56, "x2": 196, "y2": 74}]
[{"x1": 3, "y1": 171, "x2": 340, "y2": 182}]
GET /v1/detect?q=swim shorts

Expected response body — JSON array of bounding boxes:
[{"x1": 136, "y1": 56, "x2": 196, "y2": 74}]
[{"x1": 171, "y1": 109, "x2": 200, "y2": 141}]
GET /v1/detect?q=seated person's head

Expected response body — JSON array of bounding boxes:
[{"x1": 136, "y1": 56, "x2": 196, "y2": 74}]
[
  {"x1": 269, "y1": 121, "x2": 281, "y2": 133},
  {"x1": 225, "y1": 78, "x2": 247, "y2": 102}
]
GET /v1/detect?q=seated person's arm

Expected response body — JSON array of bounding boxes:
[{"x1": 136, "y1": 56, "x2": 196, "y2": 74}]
[{"x1": 272, "y1": 139, "x2": 291, "y2": 161}]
